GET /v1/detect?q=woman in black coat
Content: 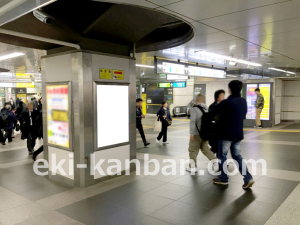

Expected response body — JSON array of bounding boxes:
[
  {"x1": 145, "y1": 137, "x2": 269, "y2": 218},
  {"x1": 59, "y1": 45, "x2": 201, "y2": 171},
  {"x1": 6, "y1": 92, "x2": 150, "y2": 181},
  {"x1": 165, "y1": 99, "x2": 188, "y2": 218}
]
[{"x1": 156, "y1": 101, "x2": 172, "y2": 144}]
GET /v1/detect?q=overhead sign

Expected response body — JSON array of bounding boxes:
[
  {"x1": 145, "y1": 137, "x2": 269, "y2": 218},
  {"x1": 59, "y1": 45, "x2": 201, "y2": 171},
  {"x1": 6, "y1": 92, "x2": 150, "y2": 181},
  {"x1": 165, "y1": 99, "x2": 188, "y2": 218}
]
[
  {"x1": 167, "y1": 75, "x2": 188, "y2": 80},
  {"x1": 16, "y1": 73, "x2": 30, "y2": 79},
  {"x1": 188, "y1": 66, "x2": 226, "y2": 78},
  {"x1": 173, "y1": 82, "x2": 186, "y2": 88},
  {"x1": 155, "y1": 58, "x2": 226, "y2": 79},
  {"x1": 16, "y1": 83, "x2": 35, "y2": 88},
  {"x1": 99, "y1": 68, "x2": 112, "y2": 80},
  {"x1": 159, "y1": 83, "x2": 171, "y2": 88},
  {"x1": 159, "y1": 82, "x2": 186, "y2": 88},
  {"x1": 113, "y1": 70, "x2": 124, "y2": 80}
]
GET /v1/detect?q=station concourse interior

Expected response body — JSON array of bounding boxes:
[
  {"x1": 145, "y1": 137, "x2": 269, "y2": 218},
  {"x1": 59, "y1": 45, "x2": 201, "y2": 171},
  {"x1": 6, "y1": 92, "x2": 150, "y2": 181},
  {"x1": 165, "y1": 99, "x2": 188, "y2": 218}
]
[{"x1": 0, "y1": 0, "x2": 300, "y2": 225}]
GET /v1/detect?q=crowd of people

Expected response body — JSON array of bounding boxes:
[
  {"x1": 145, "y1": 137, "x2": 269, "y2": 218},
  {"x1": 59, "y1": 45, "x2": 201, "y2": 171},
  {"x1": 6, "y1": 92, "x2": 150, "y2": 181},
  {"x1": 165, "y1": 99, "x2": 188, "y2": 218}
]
[
  {"x1": 136, "y1": 80, "x2": 265, "y2": 190},
  {"x1": 0, "y1": 96, "x2": 43, "y2": 161}
]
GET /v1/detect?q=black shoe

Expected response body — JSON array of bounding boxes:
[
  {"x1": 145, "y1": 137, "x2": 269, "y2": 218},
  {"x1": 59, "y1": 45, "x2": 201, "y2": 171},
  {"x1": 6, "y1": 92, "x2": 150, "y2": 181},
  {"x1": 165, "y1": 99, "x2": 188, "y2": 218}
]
[
  {"x1": 8, "y1": 140, "x2": 12, "y2": 143},
  {"x1": 29, "y1": 151, "x2": 33, "y2": 155},
  {"x1": 32, "y1": 153, "x2": 37, "y2": 161},
  {"x1": 1, "y1": 142, "x2": 5, "y2": 145},
  {"x1": 243, "y1": 179, "x2": 255, "y2": 189},
  {"x1": 213, "y1": 178, "x2": 229, "y2": 185},
  {"x1": 144, "y1": 142, "x2": 150, "y2": 147}
]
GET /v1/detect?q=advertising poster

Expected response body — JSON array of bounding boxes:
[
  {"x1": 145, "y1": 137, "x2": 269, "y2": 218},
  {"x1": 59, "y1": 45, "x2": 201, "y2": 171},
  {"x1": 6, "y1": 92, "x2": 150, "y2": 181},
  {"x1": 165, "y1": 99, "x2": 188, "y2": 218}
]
[
  {"x1": 246, "y1": 84, "x2": 258, "y2": 119},
  {"x1": 259, "y1": 83, "x2": 271, "y2": 120},
  {"x1": 46, "y1": 84, "x2": 69, "y2": 148}
]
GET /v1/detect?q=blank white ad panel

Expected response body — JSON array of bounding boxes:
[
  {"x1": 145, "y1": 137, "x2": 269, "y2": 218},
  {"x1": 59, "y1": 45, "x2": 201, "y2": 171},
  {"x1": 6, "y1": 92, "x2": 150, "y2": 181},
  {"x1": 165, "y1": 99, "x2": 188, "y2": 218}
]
[{"x1": 97, "y1": 85, "x2": 129, "y2": 148}]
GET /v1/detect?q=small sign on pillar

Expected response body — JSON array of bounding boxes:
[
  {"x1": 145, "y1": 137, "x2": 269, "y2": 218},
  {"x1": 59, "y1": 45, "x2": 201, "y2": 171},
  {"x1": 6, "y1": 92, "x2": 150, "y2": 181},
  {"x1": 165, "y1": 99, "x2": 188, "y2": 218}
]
[
  {"x1": 100, "y1": 68, "x2": 112, "y2": 80},
  {"x1": 112, "y1": 70, "x2": 124, "y2": 80}
]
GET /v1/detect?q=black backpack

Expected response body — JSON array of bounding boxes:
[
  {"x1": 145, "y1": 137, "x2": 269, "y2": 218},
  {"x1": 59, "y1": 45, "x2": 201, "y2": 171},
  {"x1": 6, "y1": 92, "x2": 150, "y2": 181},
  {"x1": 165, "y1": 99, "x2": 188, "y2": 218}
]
[
  {"x1": 1, "y1": 112, "x2": 9, "y2": 128},
  {"x1": 194, "y1": 105, "x2": 214, "y2": 141}
]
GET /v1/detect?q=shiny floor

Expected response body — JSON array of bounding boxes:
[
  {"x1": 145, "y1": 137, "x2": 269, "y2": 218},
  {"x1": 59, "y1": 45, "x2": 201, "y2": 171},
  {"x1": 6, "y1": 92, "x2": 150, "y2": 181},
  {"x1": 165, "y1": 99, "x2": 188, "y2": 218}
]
[{"x1": 0, "y1": 117, "x2": 300, "y2": 225}]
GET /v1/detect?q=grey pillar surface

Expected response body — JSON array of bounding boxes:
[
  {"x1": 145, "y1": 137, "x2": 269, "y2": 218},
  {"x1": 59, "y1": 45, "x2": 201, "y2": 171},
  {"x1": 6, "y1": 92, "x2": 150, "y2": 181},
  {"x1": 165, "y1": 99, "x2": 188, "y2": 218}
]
[{"x1": 41, "y1": 50, "x2": 136, "y2": 187}]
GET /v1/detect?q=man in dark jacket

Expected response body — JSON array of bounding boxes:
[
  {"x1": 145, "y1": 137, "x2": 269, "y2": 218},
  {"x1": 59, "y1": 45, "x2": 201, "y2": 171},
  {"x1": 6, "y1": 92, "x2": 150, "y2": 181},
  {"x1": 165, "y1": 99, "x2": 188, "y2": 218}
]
[
  {"x1": 19, "y1": 102, "x2": 40, "y2": 155},
  {"x1": 211, "y1": 80, "x2": 254, "y2": 189},
  {"x1": 209, "y1": 90, "x2": 225, "y2": 156},
  {"x1": 136, "y1": 98, "x2": 150, "y2": 147},
  {"x1": 1, "y1": 103, "x2": 17, "y2": 143}
]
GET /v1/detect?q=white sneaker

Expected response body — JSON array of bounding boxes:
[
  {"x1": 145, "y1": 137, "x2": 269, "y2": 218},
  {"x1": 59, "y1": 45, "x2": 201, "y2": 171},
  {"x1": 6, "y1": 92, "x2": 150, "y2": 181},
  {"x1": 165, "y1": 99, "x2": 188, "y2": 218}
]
[
  {"x1": 162, "y1": 141, "x2": 169, "y2": 144},
  {"x1": 186, "y1": 166, "x2": 198, "y2": 173},
  {"x1": 156, "y1": 139, "x2": 160, "y2": 143},
  {"x1": 213, "y1": 162, "x2": 219, "y2": 172}
]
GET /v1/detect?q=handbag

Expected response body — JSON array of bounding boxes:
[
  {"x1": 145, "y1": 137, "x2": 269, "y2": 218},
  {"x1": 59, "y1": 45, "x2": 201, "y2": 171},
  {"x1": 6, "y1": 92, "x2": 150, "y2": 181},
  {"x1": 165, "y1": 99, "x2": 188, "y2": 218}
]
[
  {"x1": 165, "y1": 118, "x2": 172, "y2": 126},
  {"x1": 153, "y1": 116, "x2": 162, "y2": 132}
]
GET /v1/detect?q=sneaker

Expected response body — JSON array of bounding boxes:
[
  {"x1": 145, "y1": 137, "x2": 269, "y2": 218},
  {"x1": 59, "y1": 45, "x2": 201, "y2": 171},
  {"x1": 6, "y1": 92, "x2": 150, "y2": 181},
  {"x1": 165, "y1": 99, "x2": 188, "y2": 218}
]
[
  {"x1": 162, "y1": 141, "x2": 169, "y2": 144},
  {"x1": 156, "y1": 139, "x2": 160, "y2": 143},
  {"x1": 186, "y1": 166, "x2": 198, "y2": 173},
  {"x1": 144, "y1": 142, "x2": 150, "y2": 147},
  {"x1": 257, "y1": 126, "x2": 262, "y2": 129},
  {"x1": 213, "y1": 178, "x2": 228, "y2": 185},
  {"x1": 254, "y1": 125, "x2": 258, "y2": 128},
  {"x1": 243, "y1": 179, "x2": 255, "y2": 189}
]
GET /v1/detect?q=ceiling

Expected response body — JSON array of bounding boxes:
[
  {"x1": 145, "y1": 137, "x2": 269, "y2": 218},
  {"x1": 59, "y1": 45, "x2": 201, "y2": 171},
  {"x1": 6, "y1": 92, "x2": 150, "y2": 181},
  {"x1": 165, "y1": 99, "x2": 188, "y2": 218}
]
[{"x1": 0, "y1": 0, "x2": 300, "y2": 77}]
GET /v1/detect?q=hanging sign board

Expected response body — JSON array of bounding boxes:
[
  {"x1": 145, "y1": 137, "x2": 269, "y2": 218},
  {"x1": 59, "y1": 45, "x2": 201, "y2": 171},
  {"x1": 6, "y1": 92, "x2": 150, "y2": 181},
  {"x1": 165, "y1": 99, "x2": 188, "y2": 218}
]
[
  {"x1": 113, "y1": 70, "x2": 124, "y2": 80},
  {"x1": 16, "y1": 83, "x2": 35, "y2": 88},
  {"x1": 99, "y1": 68, "x2": 112, "y2": 80}
]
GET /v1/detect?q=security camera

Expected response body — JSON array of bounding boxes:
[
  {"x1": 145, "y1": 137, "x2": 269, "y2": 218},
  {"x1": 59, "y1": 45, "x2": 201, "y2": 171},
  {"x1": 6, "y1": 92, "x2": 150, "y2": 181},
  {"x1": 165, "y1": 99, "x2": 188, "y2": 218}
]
[{"x1": 33, "y1": 10, "x2": 53, "y2": 24}]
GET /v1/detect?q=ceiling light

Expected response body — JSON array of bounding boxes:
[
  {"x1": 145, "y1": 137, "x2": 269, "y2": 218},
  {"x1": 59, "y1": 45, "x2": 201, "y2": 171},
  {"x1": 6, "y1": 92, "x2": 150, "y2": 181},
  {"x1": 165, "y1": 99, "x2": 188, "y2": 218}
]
[
  {"x1": 196, "y1": 51, "x2": 262, "y2": 67},
  {"x1": 24, "y1": 73, "x2": 41, "y2": 75},
  {"x1": 136, "y1": 64, "x2": 155, "y2": 68},
  {"x1": 268, "y1": 67, "x2": 296, "y2": 75},
  {"x1": 227, "y1": 75, "x2": 238, "y2": 77},
  {"x1": 0, "y1": 52, "x2": 24, "y2": 61}
]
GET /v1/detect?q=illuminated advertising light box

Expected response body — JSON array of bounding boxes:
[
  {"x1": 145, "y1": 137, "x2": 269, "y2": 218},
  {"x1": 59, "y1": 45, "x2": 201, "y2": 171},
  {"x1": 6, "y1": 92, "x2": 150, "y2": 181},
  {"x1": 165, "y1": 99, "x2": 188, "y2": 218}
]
[
  {"x1": 259, "y1": 83, "x2": 271, "y2": 120},
  {"x1": 187, "y1": 66, "x2": 226, "y2": 78},
  {"x1": 173, "y1": 82, "x2": 186, "y2": 88},
  {"x1": 159, "y1": 83, "x2": 171, "y2": 88},
  {"x1": 46, "y1": 84, "x2": 70, "y2": 148},
  {"x1": 246, "y1": 84, "x2": 258, "y2": 120},
  {"x1": 167, "y1": 75, "x2": 188, "y2": 80},
  {"x1": 97, "y1": 84, "x2": 129, "y2": 148}
]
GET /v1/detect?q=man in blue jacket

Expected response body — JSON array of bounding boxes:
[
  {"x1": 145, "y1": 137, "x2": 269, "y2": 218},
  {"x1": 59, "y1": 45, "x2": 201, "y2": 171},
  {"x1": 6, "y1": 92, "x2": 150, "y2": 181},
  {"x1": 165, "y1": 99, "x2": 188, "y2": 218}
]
[
  {"x1": 212, "y1": 80, "x2": 254, "y2": 189},
  {"x1": 1, "y1": 103, "x2": 17, "y2": 144}
]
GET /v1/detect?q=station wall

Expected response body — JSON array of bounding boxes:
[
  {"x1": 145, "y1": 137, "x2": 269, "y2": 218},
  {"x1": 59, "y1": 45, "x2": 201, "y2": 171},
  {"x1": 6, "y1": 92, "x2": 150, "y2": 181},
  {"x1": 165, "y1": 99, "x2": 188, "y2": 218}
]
[{"x1": 282, "y1": 80, "x2": 300, "y2": 121}]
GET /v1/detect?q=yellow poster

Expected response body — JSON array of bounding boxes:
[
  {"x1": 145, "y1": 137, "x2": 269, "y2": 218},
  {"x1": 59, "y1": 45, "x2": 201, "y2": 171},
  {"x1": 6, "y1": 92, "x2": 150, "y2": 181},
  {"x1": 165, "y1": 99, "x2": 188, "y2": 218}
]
[
  {"x1": 259, "y1": 84, "x2": 270, "y2": 120},
  {"x1": 100, "y1": 68, "x2": 112, "y2": 80},
  {"x1": 17, "y1": 94, "x2": 27, "y2": 103},
  {"x1": 16, "y1": 83, "x2": 34, "y2": 88},
  {"x1": 52, "y1": 110, "x2": 69, "y2": 122},
  {"x1": 113, "y1": 70, "x2": 124, "y2": 80}
]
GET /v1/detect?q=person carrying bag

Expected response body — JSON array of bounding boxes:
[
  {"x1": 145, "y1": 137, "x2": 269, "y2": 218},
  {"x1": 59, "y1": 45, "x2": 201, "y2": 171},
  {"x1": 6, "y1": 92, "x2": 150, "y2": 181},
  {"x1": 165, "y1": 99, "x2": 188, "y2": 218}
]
[{"x1": 155, "y1": 102, "x2": 172, "y2": 144}]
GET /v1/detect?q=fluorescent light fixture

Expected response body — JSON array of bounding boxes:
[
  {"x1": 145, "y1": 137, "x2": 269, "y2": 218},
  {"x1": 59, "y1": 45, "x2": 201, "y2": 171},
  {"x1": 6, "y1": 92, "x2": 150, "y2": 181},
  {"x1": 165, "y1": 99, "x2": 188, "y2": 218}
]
[
  {"x1": 24, "y1": 73, "x2": 41, "y2": 75},
  {"x1": 268, "y1": 67, "x2": 296, "y2": 75},
  {"x1": 228, "y1": 61, "x2": 237, "y2": 66},
  {"x1": 227, "y1": 75, "x2": 238, "y2": 77},
  {"x1": 136, "y1": 64, "x2": 154, "y2": 68},
  {"x1": 0, "y1": 52, "x2": 24, "y2": 61},
  {"x1": 196, "y1": 51, "x2": 262, "y2": 67}
]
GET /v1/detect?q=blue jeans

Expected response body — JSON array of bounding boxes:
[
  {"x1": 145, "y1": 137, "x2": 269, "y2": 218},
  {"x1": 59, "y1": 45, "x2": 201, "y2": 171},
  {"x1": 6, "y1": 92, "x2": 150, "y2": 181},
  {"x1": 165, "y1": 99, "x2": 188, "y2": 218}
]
[{"x1": 218, "y1": 140, "x2": 253, "y2": 183}]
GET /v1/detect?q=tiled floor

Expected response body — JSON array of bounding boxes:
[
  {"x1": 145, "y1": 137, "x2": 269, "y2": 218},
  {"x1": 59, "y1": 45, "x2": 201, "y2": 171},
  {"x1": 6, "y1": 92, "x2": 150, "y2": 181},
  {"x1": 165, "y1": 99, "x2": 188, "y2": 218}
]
[{"x1": 0, "y1": 119, "x2": 300, "y2": 224}]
